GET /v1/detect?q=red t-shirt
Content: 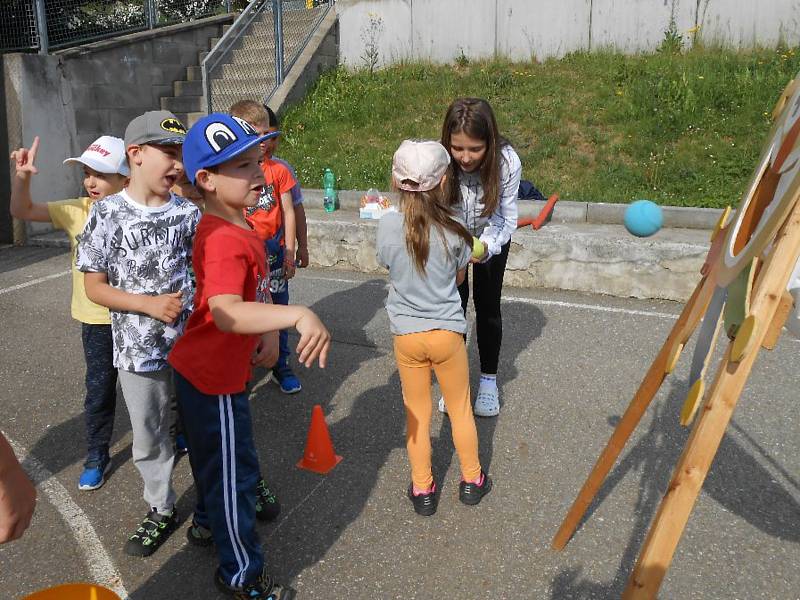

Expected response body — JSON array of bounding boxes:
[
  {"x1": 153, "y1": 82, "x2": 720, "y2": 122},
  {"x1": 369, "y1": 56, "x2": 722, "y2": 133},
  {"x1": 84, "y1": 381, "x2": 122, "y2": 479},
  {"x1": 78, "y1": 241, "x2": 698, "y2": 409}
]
[
  {"x1": 169, "y1": 214, "x2": 271, "y2": 395},
  {"x1": 244, "y1": 158, "x2": 296, "y2": 243}
]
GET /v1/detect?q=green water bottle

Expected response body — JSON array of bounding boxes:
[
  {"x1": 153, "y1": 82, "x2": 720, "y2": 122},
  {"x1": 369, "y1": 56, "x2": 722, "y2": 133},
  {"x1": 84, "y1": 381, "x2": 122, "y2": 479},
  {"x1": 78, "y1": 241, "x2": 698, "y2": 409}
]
[{"x1": 323, "y1": 168, "x2": 337, "y2": 212}]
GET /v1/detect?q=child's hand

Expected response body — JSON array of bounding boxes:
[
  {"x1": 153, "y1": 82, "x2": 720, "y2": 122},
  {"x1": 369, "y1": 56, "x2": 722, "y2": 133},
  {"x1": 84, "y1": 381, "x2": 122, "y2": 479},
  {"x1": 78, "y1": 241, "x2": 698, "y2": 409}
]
[
  {"x1": 284, "y1": 253, "x2": 297, "y2": 279},
  {"x1": 0, "y1": 455, "x2": 36, "y2": 544},
  {"x1": 252, "y1": 331, "x2": 279, "y2": 369},
  {"x1": 143, "y1": 291, "x2": 183, "y2": 323},
  {"x1": 296, "y1": 246, "x2": 309, "y2": 268},
  {"x1": 295, "y1": 309, "x2": 330, "y2": 368},
  {"x1": 10, "y1": 136, "x2": 39, "y2": 180}
]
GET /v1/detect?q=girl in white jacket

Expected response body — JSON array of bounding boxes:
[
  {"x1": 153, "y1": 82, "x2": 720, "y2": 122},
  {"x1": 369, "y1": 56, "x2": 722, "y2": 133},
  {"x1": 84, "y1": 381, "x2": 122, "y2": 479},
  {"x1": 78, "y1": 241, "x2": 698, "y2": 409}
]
[{"x1": 440, "y1": 98, "x2": 522, "y2": 417}]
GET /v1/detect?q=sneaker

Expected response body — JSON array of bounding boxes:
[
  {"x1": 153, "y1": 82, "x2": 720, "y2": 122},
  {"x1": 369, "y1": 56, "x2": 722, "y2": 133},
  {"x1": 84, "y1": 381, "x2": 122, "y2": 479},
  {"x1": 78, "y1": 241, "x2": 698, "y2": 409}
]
[
  {"x1": 255, "y1": 478, "x2": 281, "y2": 522},
  {"x1": 273, "y1": 366, "x2": 302, "y2": 394},
  {"x1": 186, "y1": 520, "x2": 213, "y2": 547},
  {"x1": 272, "y1": 366, "x2": 303, "y2": 394},
  {"x1": 78, "y1": 456, "x2": 111, "y2": 491},
  {"x1": 459, "y1": 471, "x2": 492, "y2": 506},
  {"x1": 175, "y1": 434, "x2": 189, "y2": 456},
  {"x1": 437, "y1": 396, "x2": 447, "y2": 415},
  {"x1": 123, "y1": 508, "x2": 178, "y2": 557},
  {"x1": 215, "y1": 566, "x2": 296, "y2": 599},
  {"x1": 407, "y1": 482, "x2": 437, "y2": 516},
  {"x1": 473, "y1": 385, "x2": 500, "y2": 417}
]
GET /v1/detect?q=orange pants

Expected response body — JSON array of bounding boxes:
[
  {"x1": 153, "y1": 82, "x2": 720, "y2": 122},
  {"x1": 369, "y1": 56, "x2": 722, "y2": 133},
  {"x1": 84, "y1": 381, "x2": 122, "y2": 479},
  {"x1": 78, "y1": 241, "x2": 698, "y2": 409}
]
[{"x1": 393, "y1": 329, "x2": 482, "y2": 490}]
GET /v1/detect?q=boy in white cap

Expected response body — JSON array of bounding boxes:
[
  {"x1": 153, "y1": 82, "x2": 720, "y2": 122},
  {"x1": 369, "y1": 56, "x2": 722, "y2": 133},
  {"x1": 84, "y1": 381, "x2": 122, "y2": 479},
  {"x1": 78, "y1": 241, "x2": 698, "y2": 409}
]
[
  {"x1": 76, "y1": 110, "x2": 201, "y2": 557},
  {"x1": 10, "y1": 134, "x2": 129, "y2": 491}
]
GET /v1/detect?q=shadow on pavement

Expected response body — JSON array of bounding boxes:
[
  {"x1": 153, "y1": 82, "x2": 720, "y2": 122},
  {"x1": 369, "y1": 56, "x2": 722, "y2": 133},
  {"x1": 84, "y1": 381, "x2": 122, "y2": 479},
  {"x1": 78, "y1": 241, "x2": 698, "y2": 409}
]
[
  {"x1": 550, "y1": 378, "x2": 800, "y2": 598},
  {"x1": 434, "y1": 299, "x2": 546, "y2": 486},
  {"x1": 0, "y1": 245, "x2": 68, "y2": 275}
]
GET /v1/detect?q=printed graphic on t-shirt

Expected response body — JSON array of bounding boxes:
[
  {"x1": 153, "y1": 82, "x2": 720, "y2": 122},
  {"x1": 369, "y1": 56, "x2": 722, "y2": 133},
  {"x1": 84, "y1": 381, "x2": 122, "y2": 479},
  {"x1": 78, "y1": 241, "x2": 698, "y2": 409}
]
[
  {"x1": 76, "y1": 190, "x2": 200, "y2": 372},
  {"x1": 245, "y1": 183, "x2": 276, "y2": 217},
  {"x1": 256, "y1": 272, "x2": 271, "y2": 304}
]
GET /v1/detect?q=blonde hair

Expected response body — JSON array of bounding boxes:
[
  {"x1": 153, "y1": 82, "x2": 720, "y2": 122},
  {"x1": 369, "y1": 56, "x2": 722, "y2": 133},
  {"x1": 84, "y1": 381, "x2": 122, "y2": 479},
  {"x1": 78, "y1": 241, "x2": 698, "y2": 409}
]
[
  {"x1": 398, "y1": 185, "x2": 473, "y2": 275},
  {"x1": 229, "y1": 100, "x2": 269, "y2": 128}
]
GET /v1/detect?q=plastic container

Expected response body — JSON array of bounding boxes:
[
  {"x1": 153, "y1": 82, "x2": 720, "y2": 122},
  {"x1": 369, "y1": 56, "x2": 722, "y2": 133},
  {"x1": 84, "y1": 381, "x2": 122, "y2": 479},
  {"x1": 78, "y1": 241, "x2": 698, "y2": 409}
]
[{"x1": 323, "y1": 168, "x2": 337, "y2": 212}]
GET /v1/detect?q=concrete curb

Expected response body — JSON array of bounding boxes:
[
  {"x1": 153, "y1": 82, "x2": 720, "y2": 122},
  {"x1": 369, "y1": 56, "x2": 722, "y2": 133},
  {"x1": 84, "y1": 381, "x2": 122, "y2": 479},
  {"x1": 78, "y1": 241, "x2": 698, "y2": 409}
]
[{"x1": 301, "y1": 189, "x2": 723, "y2": 230}]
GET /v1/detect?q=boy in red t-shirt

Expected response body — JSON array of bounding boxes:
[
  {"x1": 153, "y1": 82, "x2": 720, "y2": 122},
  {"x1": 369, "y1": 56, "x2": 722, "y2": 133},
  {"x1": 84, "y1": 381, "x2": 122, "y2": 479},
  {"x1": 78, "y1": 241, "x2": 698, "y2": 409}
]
[
  {"x1": 170, "y1": 113, "x2": 330, "y2": 599},
  {"x1": 230, "y1": 101, "x2": 303, "y2": 395}
]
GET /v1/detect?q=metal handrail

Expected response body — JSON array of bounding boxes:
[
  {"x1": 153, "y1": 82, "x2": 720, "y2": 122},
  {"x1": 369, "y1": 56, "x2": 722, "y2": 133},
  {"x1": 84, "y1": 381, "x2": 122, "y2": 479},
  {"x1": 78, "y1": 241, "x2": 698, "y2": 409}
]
[{"x1": 201, "y1": 0, "x2": 271, "y2": 114}]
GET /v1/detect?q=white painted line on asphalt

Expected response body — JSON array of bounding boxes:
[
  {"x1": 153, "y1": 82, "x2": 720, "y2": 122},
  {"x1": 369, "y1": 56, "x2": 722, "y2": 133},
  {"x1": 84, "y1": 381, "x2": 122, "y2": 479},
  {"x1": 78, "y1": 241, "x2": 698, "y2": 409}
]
[
  {"x1": 0, "y1": 270, "x2": 70, "y2": 296},
  {"x1": 263, "y1": 477, "x2": 328, "y2": 542},
  {"x1": 4, "y1": 433, "x2": 129, "y2": 599},
  {"x1": 301, "y1": 274, "x2": 679, "y2": 319}
]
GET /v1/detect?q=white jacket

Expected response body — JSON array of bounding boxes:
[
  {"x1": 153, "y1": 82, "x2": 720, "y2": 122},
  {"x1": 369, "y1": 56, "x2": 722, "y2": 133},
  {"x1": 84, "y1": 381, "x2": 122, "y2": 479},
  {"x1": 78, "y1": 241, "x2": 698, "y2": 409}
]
[{"x1": 457, "y1": 144, "x2": 522, "y2": 258}]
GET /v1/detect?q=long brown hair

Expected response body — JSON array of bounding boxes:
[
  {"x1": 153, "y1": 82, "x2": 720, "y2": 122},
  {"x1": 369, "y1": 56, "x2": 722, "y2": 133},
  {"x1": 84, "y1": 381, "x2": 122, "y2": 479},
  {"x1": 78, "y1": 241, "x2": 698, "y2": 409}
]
[
  {"x1": 398, "y1": 185, "x2": 473, "y2": 275},
  {"x1": 441, "y1": 97, "x2": 509, "y2": 217}
]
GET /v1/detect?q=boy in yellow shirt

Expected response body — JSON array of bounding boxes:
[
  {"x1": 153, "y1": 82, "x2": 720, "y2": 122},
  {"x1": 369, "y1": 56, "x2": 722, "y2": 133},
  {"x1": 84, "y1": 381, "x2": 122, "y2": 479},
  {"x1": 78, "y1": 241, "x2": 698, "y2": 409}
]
[{"x1": 10, "y1": 135, "x2": 129, "y2": 491}]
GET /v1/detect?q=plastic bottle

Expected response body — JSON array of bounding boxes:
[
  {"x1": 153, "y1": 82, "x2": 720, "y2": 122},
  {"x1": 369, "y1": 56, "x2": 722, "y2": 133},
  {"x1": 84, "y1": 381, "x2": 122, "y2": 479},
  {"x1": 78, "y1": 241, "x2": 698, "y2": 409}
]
[{"x1": 323, "y1": 168, "x2": 337, "y2": 212}]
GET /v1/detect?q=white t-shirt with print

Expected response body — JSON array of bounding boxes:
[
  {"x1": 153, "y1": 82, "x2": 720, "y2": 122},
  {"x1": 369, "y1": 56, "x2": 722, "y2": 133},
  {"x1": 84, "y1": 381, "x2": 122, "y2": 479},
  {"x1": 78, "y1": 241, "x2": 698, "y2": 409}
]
[{"x1": 76, "y1": 190, "x2": 201, "y2": 372}]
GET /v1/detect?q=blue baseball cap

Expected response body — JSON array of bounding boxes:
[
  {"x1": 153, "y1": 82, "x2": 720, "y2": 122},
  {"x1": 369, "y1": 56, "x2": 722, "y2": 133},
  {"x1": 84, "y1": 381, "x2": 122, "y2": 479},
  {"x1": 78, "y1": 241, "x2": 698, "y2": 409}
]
[{"x1": 182, "y1": 112, "x2": 280, "y2": 184}]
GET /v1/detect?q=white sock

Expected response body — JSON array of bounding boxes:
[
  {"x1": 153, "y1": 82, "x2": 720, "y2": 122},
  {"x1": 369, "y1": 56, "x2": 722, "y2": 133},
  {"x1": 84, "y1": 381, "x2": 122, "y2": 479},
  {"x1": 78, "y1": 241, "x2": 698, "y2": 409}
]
[{"x1": 479, "y1": 373, "x2": 497, "y2": 389}]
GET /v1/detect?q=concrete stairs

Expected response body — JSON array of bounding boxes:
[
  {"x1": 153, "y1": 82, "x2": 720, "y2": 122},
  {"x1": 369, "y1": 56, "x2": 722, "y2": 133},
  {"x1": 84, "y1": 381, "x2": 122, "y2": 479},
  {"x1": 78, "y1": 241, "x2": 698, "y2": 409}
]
[{"x1": 159, "y1": 3, "x2": 325, "y2": 127}]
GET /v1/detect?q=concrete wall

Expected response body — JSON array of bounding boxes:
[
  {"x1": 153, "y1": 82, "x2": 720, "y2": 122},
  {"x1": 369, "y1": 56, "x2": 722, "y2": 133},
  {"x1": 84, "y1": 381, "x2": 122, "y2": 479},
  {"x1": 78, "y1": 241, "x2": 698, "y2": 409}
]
[
  {"x1": 2, "y1": 15, "x2": 231, "y2": 242},
  {"x1": 337, "y1": 0, "x2": 800, "y2": 67}
]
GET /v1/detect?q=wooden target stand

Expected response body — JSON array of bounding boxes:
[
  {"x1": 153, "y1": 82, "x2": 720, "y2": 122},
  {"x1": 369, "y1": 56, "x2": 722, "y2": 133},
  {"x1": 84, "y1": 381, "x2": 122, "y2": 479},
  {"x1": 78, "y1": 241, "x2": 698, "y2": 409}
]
[{"x1": 551, "y1": 75, "x2": 800, "y2": 598}]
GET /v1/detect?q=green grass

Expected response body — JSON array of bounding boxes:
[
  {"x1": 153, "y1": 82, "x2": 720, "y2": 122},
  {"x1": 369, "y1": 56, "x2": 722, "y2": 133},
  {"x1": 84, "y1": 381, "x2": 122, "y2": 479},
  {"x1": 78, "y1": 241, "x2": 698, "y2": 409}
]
[{"x1": 277, "y1": 45, "x2": 800, "y2": 208}]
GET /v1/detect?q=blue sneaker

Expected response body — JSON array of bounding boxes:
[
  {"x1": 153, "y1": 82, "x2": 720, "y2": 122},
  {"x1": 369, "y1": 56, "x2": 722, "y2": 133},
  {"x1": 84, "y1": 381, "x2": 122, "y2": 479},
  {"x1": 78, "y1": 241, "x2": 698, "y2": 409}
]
[
  {"x1": 78, "y1": 457, "x2": 111, "y2": 491},
  {"x1": 273, "y1": 366, "x2": 302, "y2": 394}
]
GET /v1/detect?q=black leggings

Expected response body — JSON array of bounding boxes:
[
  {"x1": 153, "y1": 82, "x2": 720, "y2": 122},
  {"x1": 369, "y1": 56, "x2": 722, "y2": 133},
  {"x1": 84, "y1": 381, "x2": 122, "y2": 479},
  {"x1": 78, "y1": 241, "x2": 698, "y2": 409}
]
[{"x1": 458, "y1": 241, "x2": 510, "y2": 375}]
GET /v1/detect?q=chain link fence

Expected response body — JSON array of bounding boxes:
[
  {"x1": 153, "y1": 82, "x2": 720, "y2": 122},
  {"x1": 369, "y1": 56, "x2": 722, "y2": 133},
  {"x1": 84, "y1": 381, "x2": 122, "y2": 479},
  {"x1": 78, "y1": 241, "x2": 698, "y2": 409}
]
[
  {"x1": 204, "y1": 0, "x2": 332, "y2": 113},
  {"x1": 0, "y1": 0, "x2": 249, "y2": 53}
]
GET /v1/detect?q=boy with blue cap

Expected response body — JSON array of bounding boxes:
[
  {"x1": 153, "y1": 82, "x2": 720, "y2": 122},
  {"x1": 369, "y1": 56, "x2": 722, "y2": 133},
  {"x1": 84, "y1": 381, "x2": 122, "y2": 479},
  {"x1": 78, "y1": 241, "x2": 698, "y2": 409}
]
[{"x1": 169, "y1": 113, "x2": 330, "y2": 599}]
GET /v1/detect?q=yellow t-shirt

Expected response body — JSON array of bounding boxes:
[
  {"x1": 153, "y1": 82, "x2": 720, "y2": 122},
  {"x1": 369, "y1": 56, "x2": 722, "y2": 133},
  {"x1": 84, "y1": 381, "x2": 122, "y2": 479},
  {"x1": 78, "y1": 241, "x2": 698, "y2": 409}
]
[{"x1": 47, "y1": 198, "x2": 111, "y2": 325}]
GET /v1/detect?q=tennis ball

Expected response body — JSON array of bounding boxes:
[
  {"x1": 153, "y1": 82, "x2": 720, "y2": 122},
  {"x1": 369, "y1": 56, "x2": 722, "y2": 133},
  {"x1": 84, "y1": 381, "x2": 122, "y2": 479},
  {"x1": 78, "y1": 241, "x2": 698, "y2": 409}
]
[
  {"x1": 472, "y1": 237, "x2": 485, "y2": 259},
  {"x1": 624, "y1": 199, "x2": 663, "y2": 237}
]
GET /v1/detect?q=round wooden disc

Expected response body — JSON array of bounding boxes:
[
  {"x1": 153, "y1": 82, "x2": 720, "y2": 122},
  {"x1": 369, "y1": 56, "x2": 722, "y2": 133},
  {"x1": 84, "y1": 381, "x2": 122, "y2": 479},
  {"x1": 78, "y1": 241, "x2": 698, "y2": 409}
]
[
  {"x1": 730, "y1": 314, "x2": 758, "y2": 363},
  {"x1": 680, "y1": 378, "x2": 705, "y2": 427},
  {"x1": 665, "y1": 341, "x2": 684, "y2": 375}
]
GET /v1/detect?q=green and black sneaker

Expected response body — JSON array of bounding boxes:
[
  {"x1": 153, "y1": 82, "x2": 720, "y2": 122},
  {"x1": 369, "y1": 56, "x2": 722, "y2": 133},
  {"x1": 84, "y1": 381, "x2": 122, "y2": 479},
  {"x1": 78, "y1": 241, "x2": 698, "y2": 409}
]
[
  {"x1": 255, "y1": 478, "x2": 281, "y2": 522},
  {"x1": 123, "y1": 508, "x2": 178, "y2": 557}
]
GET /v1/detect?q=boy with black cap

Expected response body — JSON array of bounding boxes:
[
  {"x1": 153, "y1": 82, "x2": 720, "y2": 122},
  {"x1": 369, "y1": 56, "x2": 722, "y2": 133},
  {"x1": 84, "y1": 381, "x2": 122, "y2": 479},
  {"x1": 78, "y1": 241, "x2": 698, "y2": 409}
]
[
  {"x1": 77, "y1": 110, "x2": 200, "y2": 556},
  {"x1": 169, "y1": 113, "x2": 330, "y2": 599}
]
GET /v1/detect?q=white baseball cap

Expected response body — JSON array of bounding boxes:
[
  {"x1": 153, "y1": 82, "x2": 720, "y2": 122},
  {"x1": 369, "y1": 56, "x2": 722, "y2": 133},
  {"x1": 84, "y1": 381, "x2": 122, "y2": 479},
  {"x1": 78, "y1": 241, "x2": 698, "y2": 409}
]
[
  {"x1": 392, "y1": 140, "x2": 450, "y2": 192},
  {"x1": 63, "y1": 135, "x2": 130, "y2": 176}
]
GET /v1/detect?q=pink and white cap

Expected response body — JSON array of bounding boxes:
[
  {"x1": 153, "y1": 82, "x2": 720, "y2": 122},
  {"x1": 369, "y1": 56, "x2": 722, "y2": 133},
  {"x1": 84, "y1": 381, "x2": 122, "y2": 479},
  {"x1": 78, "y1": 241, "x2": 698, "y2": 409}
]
[
  {"x1": 63, "y1": 135, "x2": 129, "y2": 176},
  {"x1": 392, "y1": 139, "x2": 450, "y2": 192}
]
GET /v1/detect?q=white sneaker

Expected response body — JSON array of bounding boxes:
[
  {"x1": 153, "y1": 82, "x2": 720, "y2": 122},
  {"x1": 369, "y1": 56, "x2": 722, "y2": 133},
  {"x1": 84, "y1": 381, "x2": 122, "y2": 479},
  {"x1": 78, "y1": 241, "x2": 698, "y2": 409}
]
[
  {"x1": 438, "y1": 396, "x2": 447, "y2": 414},
  {"x1": 473, "y1": 385, "x2": 500, "y2": 417}
]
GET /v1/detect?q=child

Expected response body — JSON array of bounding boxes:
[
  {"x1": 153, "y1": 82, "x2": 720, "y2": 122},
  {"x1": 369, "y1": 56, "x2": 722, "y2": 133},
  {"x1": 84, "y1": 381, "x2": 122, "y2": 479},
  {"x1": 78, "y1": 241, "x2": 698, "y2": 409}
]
[
  {"x1": 76, "y1": 110, "x2": 200, "y2": 556},
  {"x1": 271, "y1": 154, "x2": 309, "y2": 268},
  {"x1": 376, "y1": 139, "x2": 492, "y2": 516},
  {"x1": 10, "y1": 135, "x2": 128, "y2": 491},
  {"x1": 229, "y1": 100, "x2": 302, "y2": 394},
  {"x1": 170, "y1": 113, "x2": 329, "y2": 599},
  {"x1": 439, "y1": 97, "x2": 522, "y2": 417},
  {"x1": 0, "y1": 431, "x2": 36, "y2": 544}
]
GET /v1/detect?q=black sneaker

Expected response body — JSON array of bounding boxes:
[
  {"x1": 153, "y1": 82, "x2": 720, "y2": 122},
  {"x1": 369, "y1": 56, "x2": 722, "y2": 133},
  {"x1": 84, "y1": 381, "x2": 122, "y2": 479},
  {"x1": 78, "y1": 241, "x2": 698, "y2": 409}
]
[
  {"x1": 123, "y1": 508, "x2": 178, "y2": 557},
  {"x1": 407, "y1": 482, "x2": 437, "y2": 516},
  {"x1": 255, "y1": 478, "x2": 281, "y2": 522},
  {"x1": 186, "y1": 520, "x2": 213, "y2": 547},
  {"x1": 215, "y1": 566, "x2": 296, "y2": 599},
  {"x1": 459, "y1": 471, "x2": 492, "y2": 506}
]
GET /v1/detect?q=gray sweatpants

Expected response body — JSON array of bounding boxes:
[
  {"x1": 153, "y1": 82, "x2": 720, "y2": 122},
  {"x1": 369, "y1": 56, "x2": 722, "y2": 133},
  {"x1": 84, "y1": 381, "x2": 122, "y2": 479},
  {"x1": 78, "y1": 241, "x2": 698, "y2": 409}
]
[{"x1": 118, "y1": 368, "x2": 177, "y2": 513}]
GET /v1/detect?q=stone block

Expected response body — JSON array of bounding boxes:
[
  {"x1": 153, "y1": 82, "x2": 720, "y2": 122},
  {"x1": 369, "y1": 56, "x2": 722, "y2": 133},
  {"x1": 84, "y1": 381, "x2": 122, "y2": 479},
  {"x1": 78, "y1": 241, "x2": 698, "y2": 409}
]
[{"x1": 75, "y1": 108, "x2": 110, "y2": 138}]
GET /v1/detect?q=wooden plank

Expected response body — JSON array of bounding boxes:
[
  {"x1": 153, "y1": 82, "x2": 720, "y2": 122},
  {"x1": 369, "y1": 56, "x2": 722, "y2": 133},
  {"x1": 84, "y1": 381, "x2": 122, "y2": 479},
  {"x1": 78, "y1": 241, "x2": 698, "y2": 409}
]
[
  {"x1": 551, "y1": 275, "x2": 708, "y2": 551},
  {"x1": 761, "y1": 290, "x2": 794, "y2": 349}
]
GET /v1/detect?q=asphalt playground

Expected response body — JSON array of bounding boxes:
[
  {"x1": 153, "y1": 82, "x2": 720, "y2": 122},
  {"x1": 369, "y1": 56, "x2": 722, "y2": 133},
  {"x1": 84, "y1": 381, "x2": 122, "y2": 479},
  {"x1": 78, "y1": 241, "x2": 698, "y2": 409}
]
[{"x1": 0, "y1": 244, "x2": 798, "y2": 599}]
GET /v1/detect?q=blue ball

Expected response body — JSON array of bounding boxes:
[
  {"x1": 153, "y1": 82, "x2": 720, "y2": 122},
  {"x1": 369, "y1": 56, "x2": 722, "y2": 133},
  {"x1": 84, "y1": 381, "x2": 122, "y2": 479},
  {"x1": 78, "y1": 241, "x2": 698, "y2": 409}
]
[{"x1": 624, "y1": 199, "x2": 663, "y2": 237}]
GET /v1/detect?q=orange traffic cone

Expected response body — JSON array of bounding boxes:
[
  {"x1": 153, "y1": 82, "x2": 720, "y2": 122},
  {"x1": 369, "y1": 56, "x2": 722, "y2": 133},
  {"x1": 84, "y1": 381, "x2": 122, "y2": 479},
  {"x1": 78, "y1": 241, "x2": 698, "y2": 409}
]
[{"x1": 297, "y1": 404, "x2": 342, "y2": 474}]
